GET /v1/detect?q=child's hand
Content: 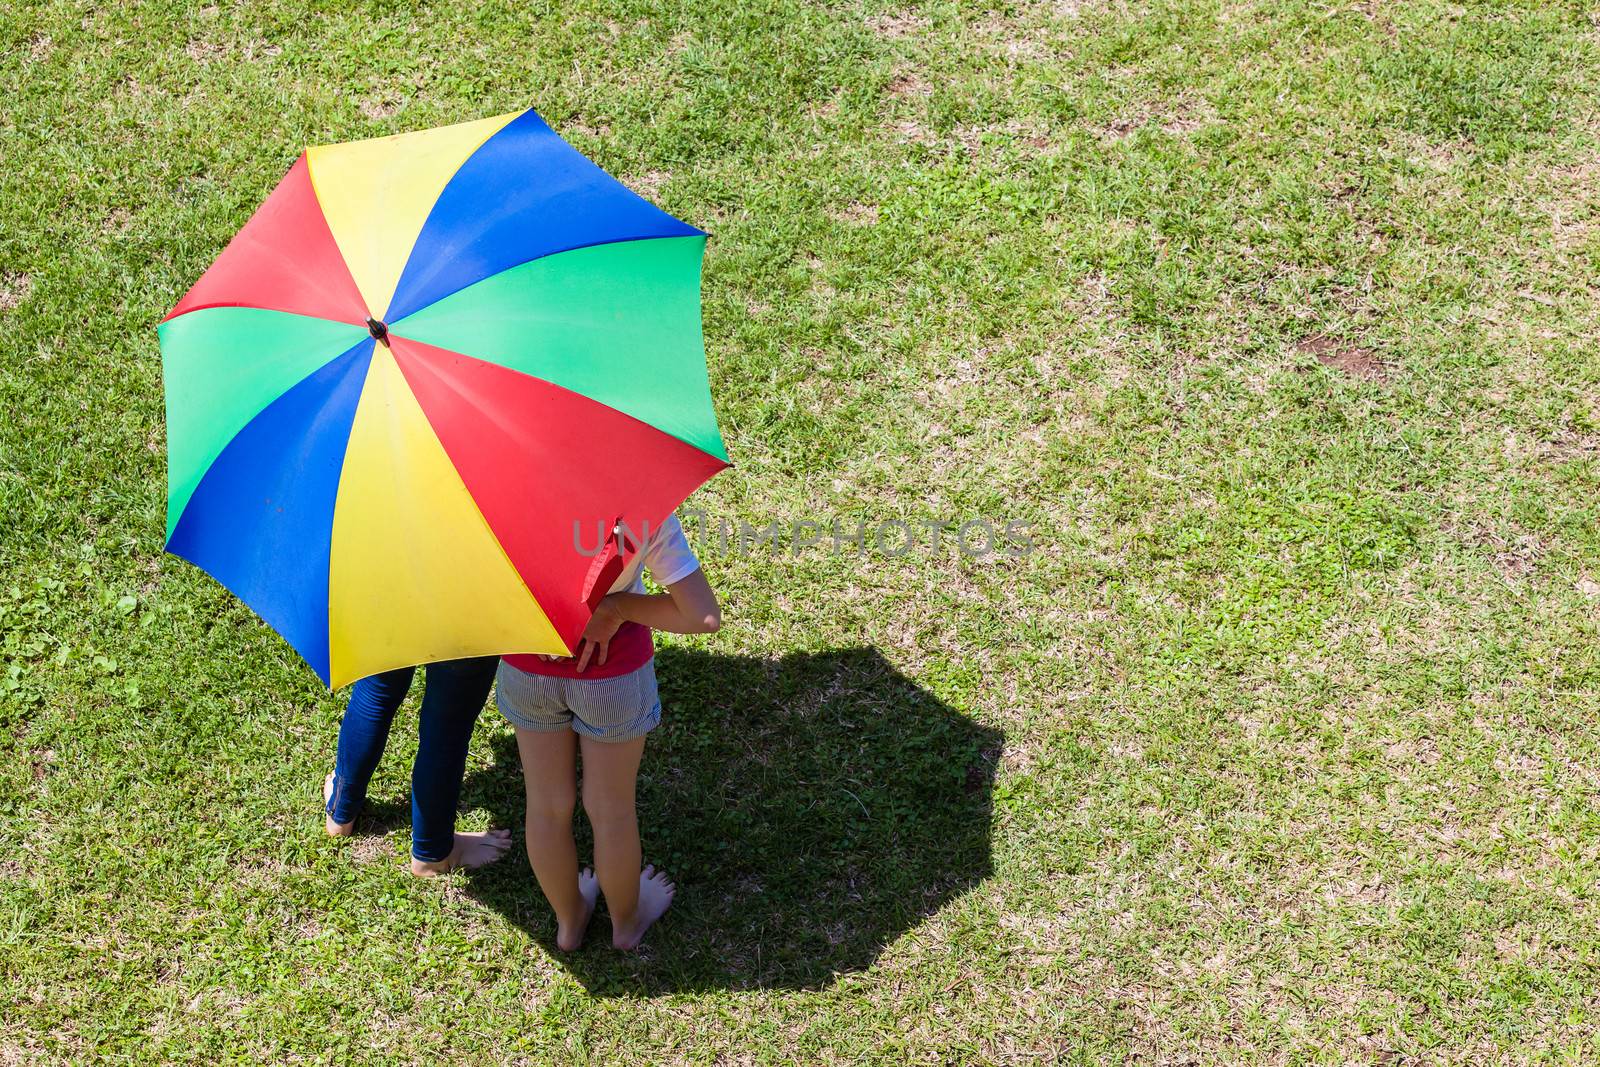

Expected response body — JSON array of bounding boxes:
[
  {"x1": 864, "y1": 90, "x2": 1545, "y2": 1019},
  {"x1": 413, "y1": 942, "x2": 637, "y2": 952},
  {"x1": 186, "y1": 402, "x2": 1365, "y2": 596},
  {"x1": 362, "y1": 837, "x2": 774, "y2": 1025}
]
[{"x1": 574, "y1": 595, "x2": 626, "y2": 672}]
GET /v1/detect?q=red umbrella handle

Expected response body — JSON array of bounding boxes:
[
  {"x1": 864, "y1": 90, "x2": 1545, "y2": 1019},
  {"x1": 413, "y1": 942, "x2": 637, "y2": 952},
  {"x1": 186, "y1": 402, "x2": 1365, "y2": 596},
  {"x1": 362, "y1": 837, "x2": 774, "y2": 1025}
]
[{"x1": 580, "y1": 517, "x2": 633, "y2": 610}]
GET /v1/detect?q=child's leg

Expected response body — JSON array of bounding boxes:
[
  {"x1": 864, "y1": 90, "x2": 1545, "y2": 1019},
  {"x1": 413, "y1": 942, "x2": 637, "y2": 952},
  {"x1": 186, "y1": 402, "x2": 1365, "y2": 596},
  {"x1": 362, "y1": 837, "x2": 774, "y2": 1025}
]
[
  {"x1": 326, "y1": 667, "x2": 415, "y2": 835},
  {"x1": 516, "y1": 726, "x2": 598, "y2": 951},
  {"x1": 409, "y1": 657, "x2": 511, "y2": 876},
  {"x1": 579, "y1": 734, "x2": 675, "y2": 950}
]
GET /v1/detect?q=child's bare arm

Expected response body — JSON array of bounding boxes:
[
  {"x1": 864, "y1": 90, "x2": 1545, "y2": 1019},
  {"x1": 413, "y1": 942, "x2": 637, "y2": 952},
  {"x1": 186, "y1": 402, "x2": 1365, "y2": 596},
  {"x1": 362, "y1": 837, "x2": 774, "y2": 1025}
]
[{"x1": 573, "y1": 570, "x2": 721, "y2": 671}]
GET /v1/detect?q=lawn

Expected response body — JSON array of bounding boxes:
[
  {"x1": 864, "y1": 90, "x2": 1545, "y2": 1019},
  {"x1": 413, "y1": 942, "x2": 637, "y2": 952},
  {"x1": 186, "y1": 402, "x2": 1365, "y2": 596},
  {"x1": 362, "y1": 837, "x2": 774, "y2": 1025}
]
[{"x1": 3, "y1": 0, "x2": 1600, "y2": 1061}]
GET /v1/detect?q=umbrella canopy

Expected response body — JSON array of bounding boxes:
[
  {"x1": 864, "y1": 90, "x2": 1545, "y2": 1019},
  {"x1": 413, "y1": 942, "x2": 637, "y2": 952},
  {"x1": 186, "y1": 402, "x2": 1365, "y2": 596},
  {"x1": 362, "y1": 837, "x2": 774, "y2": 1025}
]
[{"x1": 159, "y1": 107, "x2": 729, "y2": 688}]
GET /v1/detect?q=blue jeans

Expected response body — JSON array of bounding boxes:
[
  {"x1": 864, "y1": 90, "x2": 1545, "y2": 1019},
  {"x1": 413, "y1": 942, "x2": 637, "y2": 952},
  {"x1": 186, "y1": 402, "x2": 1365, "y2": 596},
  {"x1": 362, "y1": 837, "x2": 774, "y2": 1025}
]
[{"x1": 325, "y1": 656, "x2": 498, "y2": 862}]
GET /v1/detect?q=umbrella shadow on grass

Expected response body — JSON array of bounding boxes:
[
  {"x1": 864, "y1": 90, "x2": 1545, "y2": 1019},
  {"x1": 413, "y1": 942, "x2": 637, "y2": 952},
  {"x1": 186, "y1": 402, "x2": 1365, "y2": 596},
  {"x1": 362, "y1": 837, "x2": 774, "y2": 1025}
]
[
  {"x1": 342, "y1": 797, "x2": 411, "y2": 837},
  {"x1": 459, "y1": 645, "x2": 1001, "y2": 995}
]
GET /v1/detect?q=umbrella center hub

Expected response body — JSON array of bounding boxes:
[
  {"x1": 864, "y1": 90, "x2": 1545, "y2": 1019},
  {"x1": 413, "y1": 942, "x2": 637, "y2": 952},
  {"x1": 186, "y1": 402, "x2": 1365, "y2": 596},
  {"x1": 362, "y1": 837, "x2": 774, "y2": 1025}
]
[{"x1": 365, "y1": 317, "x2": 391, "y2": 347}]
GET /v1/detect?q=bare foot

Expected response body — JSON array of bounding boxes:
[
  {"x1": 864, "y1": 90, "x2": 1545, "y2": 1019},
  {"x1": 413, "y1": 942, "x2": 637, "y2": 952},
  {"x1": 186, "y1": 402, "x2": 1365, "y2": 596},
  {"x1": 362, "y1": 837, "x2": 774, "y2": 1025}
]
[
  {"x1": 612, "y1": 865, "x2": 676, "y2": 950},
  {"x1": 556, "y1": 868, "x2": 600, "y2": 952},
  {"x1": 409, "y1": 829, "x2": 513, "y2": 877},
  {"x1": 323, "y1": 773, "x2": 354, "y2": 837}
]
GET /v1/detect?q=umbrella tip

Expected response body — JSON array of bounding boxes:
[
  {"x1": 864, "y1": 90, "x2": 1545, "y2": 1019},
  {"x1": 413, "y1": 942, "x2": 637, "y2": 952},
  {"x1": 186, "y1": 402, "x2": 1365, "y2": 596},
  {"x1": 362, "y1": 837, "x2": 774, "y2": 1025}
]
[{"x1": 365, "y1": 317, "x2": 390, "y2": 348}]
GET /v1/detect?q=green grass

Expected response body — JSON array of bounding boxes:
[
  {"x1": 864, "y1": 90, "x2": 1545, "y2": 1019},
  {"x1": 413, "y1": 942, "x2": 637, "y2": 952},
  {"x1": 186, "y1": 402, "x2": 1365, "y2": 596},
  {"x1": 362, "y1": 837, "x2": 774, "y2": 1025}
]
[{"x1": 4, "y1": 0, "x2": 1600, "y2": 1061}]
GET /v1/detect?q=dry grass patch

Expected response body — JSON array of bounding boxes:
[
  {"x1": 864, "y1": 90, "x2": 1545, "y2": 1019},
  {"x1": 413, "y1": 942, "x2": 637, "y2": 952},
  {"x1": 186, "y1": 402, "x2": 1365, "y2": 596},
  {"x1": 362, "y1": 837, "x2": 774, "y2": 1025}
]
[
  {"x1": 348, "y1": 834, "x2": 397, "y2": 866},
  {"x1": 953, "y1": 119, "x2": 1055, "y2": 158},
  {"x1": 1294, "y1": 334, "x2": 1387, "y2": 379},
  {"x1": 865, "y1": 12, "x2": 929, "y2": 38},
  {"x1": 0, "y1": 273, "x2": 32, "y2": 312},
  {"x1": 183, "y1": 39, "x2": 225, "y2": 63},
  {"x1": 359, "y1": 95, "x2": 403, "y2": 120},
  {"x1": 835, "y1": 200, "x2": 879, "y2": 225},
  {"x1": 885, "y1": 71, "x2": 931, "y2": 99},
  {"x1": 626, "y1": 170, "x2": 669, "y2": 199},
  {"x1": 1096, "y1": 94, "x2": 1218, "y2": 143}
]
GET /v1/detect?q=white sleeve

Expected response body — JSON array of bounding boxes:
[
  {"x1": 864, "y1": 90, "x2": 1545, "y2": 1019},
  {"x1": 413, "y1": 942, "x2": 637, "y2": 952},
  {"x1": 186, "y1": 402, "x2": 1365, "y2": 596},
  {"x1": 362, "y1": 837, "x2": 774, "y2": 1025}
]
[{"x1": 640, "y1": 514, "x2": 701, "y2": 588}]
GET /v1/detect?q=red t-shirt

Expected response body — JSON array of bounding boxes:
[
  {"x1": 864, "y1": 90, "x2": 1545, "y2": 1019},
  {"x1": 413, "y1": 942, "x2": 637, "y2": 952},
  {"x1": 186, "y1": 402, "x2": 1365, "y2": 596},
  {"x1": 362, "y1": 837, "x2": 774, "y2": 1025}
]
[
  {"x1": 502, "y1": 621, "x2": 655, "y2": 679},
  {"x1": 502, "y1": 514, "x2": 699, "y2": 680}
]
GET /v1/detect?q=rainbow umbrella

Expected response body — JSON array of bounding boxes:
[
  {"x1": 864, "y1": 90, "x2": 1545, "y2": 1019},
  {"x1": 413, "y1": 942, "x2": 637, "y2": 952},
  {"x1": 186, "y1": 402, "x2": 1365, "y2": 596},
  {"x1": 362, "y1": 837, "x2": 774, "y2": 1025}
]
[{"x1": 159, "y1": 107, "x2": 729, "y2": 687}]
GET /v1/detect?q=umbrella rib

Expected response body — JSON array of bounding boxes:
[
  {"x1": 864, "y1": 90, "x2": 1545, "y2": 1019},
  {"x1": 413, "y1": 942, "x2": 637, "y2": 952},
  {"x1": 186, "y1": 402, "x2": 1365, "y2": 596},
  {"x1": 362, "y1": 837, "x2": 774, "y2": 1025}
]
[{"x1": 164, "y1": 300, "x2": 368, "y2": 330}]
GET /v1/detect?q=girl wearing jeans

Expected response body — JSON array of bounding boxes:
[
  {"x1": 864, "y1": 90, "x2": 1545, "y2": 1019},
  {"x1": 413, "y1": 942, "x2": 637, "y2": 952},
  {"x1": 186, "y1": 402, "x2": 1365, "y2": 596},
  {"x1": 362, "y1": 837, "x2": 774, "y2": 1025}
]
[{"x1": 323, "y1": 657, "x2": 512, "y2": 875}]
